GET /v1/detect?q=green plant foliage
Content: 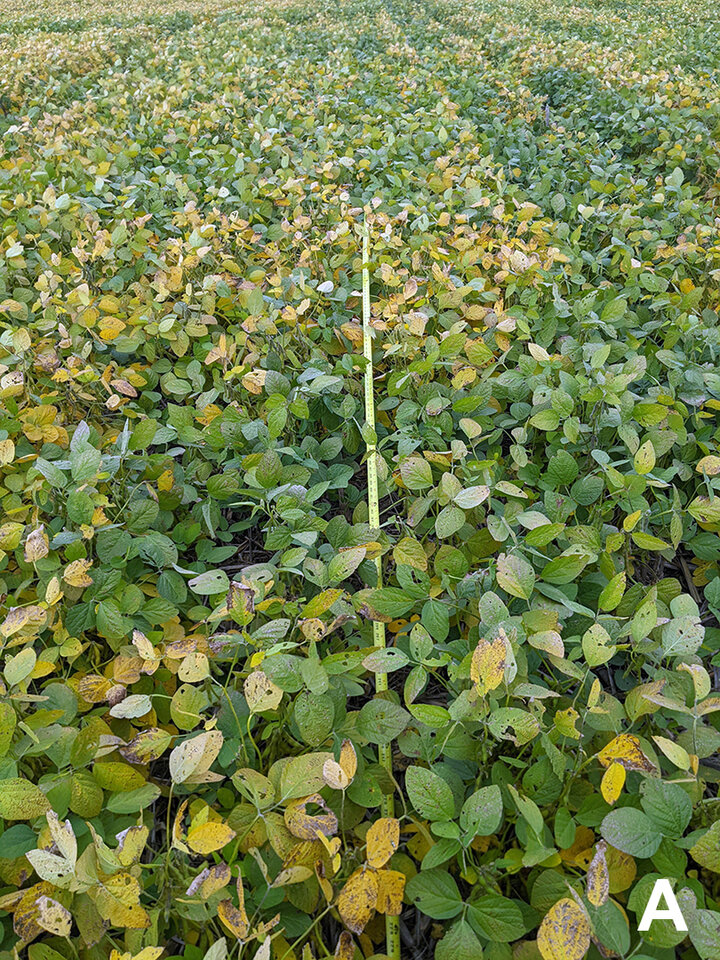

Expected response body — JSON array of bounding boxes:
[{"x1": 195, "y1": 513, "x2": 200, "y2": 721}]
[{"x1": 1, "y1": 0, "x2": 720, "y2": 957}]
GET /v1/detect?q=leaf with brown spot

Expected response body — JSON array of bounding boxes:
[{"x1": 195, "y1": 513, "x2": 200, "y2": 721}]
[
  {"x1": 337, "y1": 867, "x2": 379, "y2": 935},
  {"x1": 284, "y1": 795, "x2": 338, "y2": 840},
  {"x1": 334, "y1": 931, "x2": 355, "y2": 960},
  {"x1": 12, "y1": 882, "x2": 53, "y2": 943},
  {"x1": 365, "y1": 817, "x2": 399, "y2": 869},
  {"x1": 470, "y1": 633, "x2": 507, "y2": 695},
  {"x1": 596, "y1": 734, "x2": 655, "y2": 773},
  {"x1": 244, "y1": 671, "x2": 283, "y2": 713},
  {"x1": 375, "y1": 869, "x2": 405, "y2": 915},
  {"x1": 586, "y1": 841, "x2": 609, "y2": 907},
  {"x1": 537, "y1": 897, "x2": 591, "y2": 960},
  {"x1": 186, "y1": 863, "x2": 232, "y2": 898},
  {"x1": 36, "y1": 895, "x2": 72, "y2": 937}
]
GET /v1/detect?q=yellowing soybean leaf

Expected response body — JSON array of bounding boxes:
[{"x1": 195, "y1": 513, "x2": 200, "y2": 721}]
[
  {"x1": 598, "y1": 570, "x2": 626, "y2": 612},
  {"x1": 36, "y1": 896, "x2": 71, "y2": 937},
  {"x1": 471, "y1": 633, "x2": 507, "y2": 695},
  {"x1": 633, "y1": 440, "x2": 656, "y2": 475},
  {"x1": 62, "y1": 558, "x2": 93, "y2": 588},
  {"x1": 696, "y1": 455, "x2": 720, "y2": 475},
  {"x1": 366, "y1": 817, "x2": 400, "y2": 869},
  {"x1": 169, "y1": 731, "x2": 223, "y2": 784},
  {"x1": 652, "y1": 735, "x2": 691, "y2": 770},
  {"x1": 301, "y1": 589, "x2": 343, "y2": 618},
  {"x1": 339, "y1": 740, "x2": 357, "y2": 779},
  {"x1": 586, "y1": 841, "x2": 609, "y2": 907},
  {"x1": 322, "y1": 759, "x2": 349, "y2": 791},
  {"x1": 244, "y1": 671, "x2": 283, "y2": 713},
  {"x1": 375, "y1": 869, "x2": 406, "y2": 915},
  {"x1": 186, "y1": 863, "x2": 231, "y2": 898},
  {"x1": 536, "y1": 897, "x2": 591, "y2": 960},
  {"x1": 284, "y1": 794, "x2": 338, "y2": 840},
  {"x1": 596, "y1": 734, "x2": 655, "y2": 773},
  {"x1": 187, "y1": 822, "x2": 236, "y2": 855},
  {"x1": 600, "y1": 763, "x2": 626, "y2": 805},
  {"x1": 337, "y1": 868, "x2": 379, "y2": 935},
  {"x1": 0, "y1": 778, "x2": 51, "y2": 820}
]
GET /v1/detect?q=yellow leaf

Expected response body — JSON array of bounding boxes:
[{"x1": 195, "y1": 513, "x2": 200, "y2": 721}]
[
  {"x1": 606, "y1": 845, "x2": 636, "y2": 893},
  {"x1": 470, "y1": 633, "x2": 506, "y2": 695},
  {"x1": 537, "y1": 897, "x2": 591, "y2": 960},
  {"x1": 596, "y1": 734, "x2": 655, "y2": 773},
  {"x1": 697, "y1": 455, "x2": 720, "y2": 476},
  {"x1": 323, "y1": 759, "x2": 349, "y2": 791},
  {"x1": 169, "y1": 730, "x2": 224, "y2": 784},
  {"x1": 244, "y1": 670, "x2": 283, "y2": 713},
  {"x1": 36, "y1": 895, "x2": 71, "y2": 937},
  {"x1": 340, "y1": 739, "x2": 357, "y2": 780},
  {"x1": 623, "y1": 510, "x2": 642, "y2": 532},
  {"x1": 0, "y1": 438, "x2": 14, "y2": 464},
  {"x1": 63, "y1": 558, "x2": 93, "y2": 588},
  {"x1": 375, "y1": 869, "x2": 405, "y2": 915},
  {"x1": 337, "y1": 867, "x2": 379, "y2": 935},
  {"x1": 586, "y1": 841, "x2": 609, "y2": 907},
  {"x1": 157, "y1": 468, "x2": 174, "y2": 491},
  {"x1": 334, "y1": 932, "x2": 355, "y2": 960},
  {"x1": 0, "y1": 521, "x2": 24, "y2": 550},
  {"x1": 13, "y1": 881, "x2": 53, "y2": 943},
  {"x1": 178, "y1": 652, "x2": 210, "y2": 683},
  {"x1": 218, "y1": 877, "x2": 249, "y2": 939},
  {"x1": 633, "y1": 440, "x2": 655, "y2": 475},
  {"x1": 0, "y1": 605, "x2": 46, "y2": 640},
  {"x1": 366, "y1": 817, "x2": 399, "y2": 869},
  {"x1": 273, "y1": 865, "x2": 314, "y2": 886},
  {"x1": 94, "y1": 873, "x2": 150, "y2": 929},
  {"x1": 652, "y1": 735, "x2": 690, "y2": 770},
  {"x1": 186, "y1": 862, "x2": 231, "y2": 898},
  {"x1": 284, "y1": 794, "x2": 338, "y2": 840},
  {"x1": 78, "y1": 674, "x2": 112, "y2": 704},
  {"x1": 218, "y1": 899, "x2": 249, "y2": 939},
  {"x1": 187, "y1": 821, "x2": 236, "y2": 854},
  {"x1": 241, "y1": 370, "x2": 267, "y2": 394},
  {"x1": 24, "y1": 526, "x2": 49, "y2": 563},
  {"x1": 45, "y1": 577, "x2": 62, "y2": 605},
  {"x1": 600, "y1": 762, "x2": 626, "y2": 805},
  {"x1": 301, "y1": 589, "x2": 343, "y2": 618}
]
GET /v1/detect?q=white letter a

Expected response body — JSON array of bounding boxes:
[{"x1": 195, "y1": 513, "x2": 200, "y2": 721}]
[{"x1": 638, "y1": 879, "x2": 687, "y2": 932}]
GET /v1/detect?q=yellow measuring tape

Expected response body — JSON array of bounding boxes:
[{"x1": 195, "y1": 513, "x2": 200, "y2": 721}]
[{"x1": 362, "y1": 222, "x2": 401, "y2": 960}]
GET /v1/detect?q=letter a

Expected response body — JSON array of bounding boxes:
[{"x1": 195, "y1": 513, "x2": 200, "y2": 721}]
[{"x1": 638, "y1": 879, "x2": 687, "y2": 931}]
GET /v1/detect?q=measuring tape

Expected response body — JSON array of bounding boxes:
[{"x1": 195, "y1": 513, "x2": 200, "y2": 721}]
[{"x1": 362, "y1": 222, "x2": 401, "y2": 960}]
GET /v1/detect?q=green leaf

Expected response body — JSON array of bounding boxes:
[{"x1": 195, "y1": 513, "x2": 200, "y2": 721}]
[
  {"x1": 365, "y1": 587, "x2": 415, "y2": 618},
  {"x1": 460, "y1": 785, "x2": 503, "y2": 838},
  {"x1": 405, "y1": 766, "x2": 456, "y2": 821},
  {"x1": 541, "y1": 553, "x2": 590, "y2": 584},
  {"x1": 188, "y1": 569, "x2": 230, "y2": 595},
  {"x1": 496, "y1": 553, "x2": 535, "y2": 600},
  {"x1": 356, "y1": 700, "x2": 410, "y2": 745},
  {"x1": 466, "y1": 895, "x2": 525, "y2": 942},
  {"x1": 640, "y1": 779, "x2": 692, "y2": 838},
  {"x1": 435, "y1": 919, "x2": 484, "y2": 960},
  {"x1": 600, "y1": 807, "x2": 662, "y2": 858},
  {"x1": 406, "y1": 869, "x2": 463, "y2": 919},
  {"x1": 400, "y1": 457, "x2": 433, "y2": 490},
  {"x1": 435, "y1": 505, "x2": 465, "y2": 539},
  {"x1": 0, "y1": 823, "x2": 37, "y2": 858}
]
